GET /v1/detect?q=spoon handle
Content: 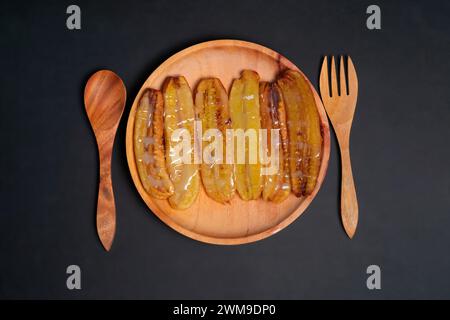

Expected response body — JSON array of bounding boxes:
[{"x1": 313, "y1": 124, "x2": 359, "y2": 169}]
[{"x1": 97, "y1": 141, "x2": 116, "y2": 251}]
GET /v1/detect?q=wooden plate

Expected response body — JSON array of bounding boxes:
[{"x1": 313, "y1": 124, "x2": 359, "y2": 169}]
[{"x1": 125, "y1": 40, "x2": 330, "y2": 245}]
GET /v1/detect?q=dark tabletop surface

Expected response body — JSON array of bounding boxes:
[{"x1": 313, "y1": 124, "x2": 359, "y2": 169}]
[{"x1": 1, "y1": 0, "x2": 449, "y2": 299}]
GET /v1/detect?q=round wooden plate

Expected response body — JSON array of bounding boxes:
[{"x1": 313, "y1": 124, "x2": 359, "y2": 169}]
[{"x1": 125, "y1": 40, "x2": 330, "y2": 245}]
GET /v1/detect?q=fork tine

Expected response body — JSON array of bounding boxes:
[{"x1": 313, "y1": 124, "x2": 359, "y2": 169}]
[
  {"x1": 319, "y1": 56, "x2": 330, "y2": 98},
  {"x1": 339, "y1": 55, "x2": 347, "y2": 95},
  {"x1": 330, "y1": 56, "x2": 338, "y2": 97},
  {"x1": 347, "y1": 56, "x2": 358, "y2": 96}
]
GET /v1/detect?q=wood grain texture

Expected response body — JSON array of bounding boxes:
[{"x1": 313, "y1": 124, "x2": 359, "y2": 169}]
[
  {"x1": 319, "y1": 56, "x2": 359, "y2": 239},
  {"x1": 84, "y1": 70, "x2": 126, "y2": 251},
  {"x1": 125, "y1": 40, "x2": 330, "y2": 245}
]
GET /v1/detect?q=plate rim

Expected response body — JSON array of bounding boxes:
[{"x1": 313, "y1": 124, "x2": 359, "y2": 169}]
[{"x1": 125, "y1": 39, "x2": 330, "y2": 245}]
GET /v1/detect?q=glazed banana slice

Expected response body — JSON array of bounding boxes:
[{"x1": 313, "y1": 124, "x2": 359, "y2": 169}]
[
  {"x1": 259, "y1": 82, "x2": 291, "y2": 203},
  {"x1": 277, "y1": 70, "x2": 322, "y2": 197},
  {"x1": 163, "y1": 76, "x2": 200, "y2": 210},
  {"x1": 229, "y1": 70, "x2": 262, "y2": 200},
  {"x1": 195, "y1": 78, "x2": 235, "y2": 203},
  {"x1": 134, "y1": 89, "x2": 174, "y2": 199}
]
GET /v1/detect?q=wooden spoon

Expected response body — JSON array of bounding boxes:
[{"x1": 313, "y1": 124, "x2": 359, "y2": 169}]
[{"x1": 84, "y1": 70, "x2": 126, "y2": 251}]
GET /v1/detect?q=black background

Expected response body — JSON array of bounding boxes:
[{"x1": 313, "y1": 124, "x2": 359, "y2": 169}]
[{"x1": 1, "y1": 0, "x2": 449, "y2": 299}]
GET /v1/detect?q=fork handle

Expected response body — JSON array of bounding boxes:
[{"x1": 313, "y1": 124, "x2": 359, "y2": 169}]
[{"x1": 340, "y1": 146, "x2": 358, "y2": 238}]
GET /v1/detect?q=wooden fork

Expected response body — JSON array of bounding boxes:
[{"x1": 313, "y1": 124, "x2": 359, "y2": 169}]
[{"x1": 319, "y1": 56, "x2": 359, "y2": 238}]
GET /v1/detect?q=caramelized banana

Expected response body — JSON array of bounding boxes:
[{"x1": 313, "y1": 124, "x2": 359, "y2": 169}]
[
  {"x1": 259, "y1": 82, "x2": 291, "y2": 203},
  {"x1": 163, "y1": 77, "x2": 200, "y2": 209},
  {"x1": 229, "y1": 70, "x2": 262, "y2": 200},
  {"x1": 195, "y1": 78, "x2": 235, "y2": 203},
  {"x1": 277, "y1": 70, "x2": 322, "y2": 197},
  {"x1": 134, "y1": 89, "x2": 174, "y2": 199}
]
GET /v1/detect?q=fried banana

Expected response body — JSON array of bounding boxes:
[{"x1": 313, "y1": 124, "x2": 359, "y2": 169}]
[
  {"x1": 277, "y1": 70, "x2": 322, "y2": 197},
  {"x1": 229, "y1": 70, "x2": 262, "y2": 200},
  {"x1": 134, "y1": 89, "x2": 174, "y2": 199},
  {"x1": 259, "y1": 82, "x2": 291, "y2": 203},
  {"x1": 163, "y1": 76, "x2": 200, "y2": 209},
  {"x1": 195, "y1": 78, "x2": 235, "y2": 203}
]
